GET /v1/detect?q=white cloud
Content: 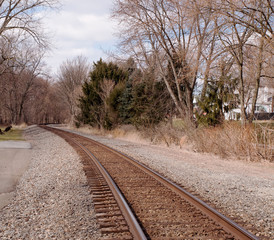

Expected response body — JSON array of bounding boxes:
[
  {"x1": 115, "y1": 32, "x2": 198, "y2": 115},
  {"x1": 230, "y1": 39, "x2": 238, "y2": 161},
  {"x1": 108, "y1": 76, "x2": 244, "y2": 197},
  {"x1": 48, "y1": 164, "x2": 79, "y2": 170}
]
[
  {"x1": 61, "y1": 0, "x2": 114, "y2": 16},
  {"x1": 43, "y1": 0, "x2": 118, "y2": 75},
  {"x1": 49, "y1": 12, "x2": 115, "y2": 42}
]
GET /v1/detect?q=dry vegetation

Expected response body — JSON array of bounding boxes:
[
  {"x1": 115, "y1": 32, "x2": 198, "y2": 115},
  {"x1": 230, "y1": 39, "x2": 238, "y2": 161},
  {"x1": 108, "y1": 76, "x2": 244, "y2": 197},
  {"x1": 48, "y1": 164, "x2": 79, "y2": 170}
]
[
  {"x1": 185, "y1": 122, "x2": 273, "y2": 162},
  {"x1": 70, "y1": 120, "x2": 274, "y2": 162}
]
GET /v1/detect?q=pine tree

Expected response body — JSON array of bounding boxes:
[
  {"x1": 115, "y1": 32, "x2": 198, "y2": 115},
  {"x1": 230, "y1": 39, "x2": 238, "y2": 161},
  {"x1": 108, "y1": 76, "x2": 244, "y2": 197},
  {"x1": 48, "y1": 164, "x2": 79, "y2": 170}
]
[
  {"x1": 77, "y1": 59, "x2": 128, "y2": 129},
  {"x1": 196, "y1": 81, "x2": 223, "y2": 126},
  {"x1": 130, "y1": 80, "x2": 171, "y2": 128},
  {"x1": 118, "y1": 79, "x2": 134, "y2": 123}
]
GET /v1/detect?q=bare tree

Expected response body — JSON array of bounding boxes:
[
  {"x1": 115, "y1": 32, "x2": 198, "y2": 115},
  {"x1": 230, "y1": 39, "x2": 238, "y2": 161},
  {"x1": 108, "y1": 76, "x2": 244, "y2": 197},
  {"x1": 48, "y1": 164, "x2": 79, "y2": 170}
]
[
  {"x1": 0, "y1": 0, "x2": 59, "y2": 44},
  {"x1": 214, "y1": 0, "x2": 273, "y2": 124},
  {"x1": 218, "y1": 0, "x2": 273, "y2": 49},
  {"x1": 215, "y1": 2, "x2": 255, "y2": 125},
  {"x1": 113, "y1": 0, "x2": 219, "y2": 122},
  {"x1": 0, "y1": 0, "x2": 58, "y2": 86},
  {"x1": 57, "y1": 55, "x2": 90, "y2": 124},
  {"x1": 23, "y1": 79, "x2": 70, "y2": 124},
  {"x1": 0, "y1": 0, "x2": 73, "y2": 125},
  {"x1": 97, "y1": 78, "x2": 115, "y2": 128},
  {"x1": 112, "y1": 0, "x2": 273, "y2": 126},
  {"x1": 0, "y1": 40, "x2": 45, "y2": 124}
]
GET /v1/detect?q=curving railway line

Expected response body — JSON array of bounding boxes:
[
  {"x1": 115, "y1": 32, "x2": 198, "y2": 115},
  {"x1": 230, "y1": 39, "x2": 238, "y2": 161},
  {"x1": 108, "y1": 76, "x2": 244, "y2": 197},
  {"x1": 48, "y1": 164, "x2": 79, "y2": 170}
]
[{"x1": 42, "y1": 126, "x2": 259, "y2": 240}]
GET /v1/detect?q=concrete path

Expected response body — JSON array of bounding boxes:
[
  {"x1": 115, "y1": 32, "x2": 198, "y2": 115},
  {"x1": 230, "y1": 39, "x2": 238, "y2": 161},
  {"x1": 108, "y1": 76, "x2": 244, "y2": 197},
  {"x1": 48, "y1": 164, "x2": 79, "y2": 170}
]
[{"x1": 0, "y1": 141, "x2": 32, "y2": 210}]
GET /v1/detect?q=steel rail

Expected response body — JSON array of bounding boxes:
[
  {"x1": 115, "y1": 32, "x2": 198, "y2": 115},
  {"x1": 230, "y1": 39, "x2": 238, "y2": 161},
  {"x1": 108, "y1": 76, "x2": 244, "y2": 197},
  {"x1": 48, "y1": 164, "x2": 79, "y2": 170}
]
[
  {"x1": 45, "y1": 126, "x2": 259, "y2": 240},
  {"x1": 114, "y1": 149, "x2": 259, "y2": 240},
  {"x1": 72, "y1": 130, "x2": 259, "y2": 240},
  {"x1": 65, "y1": 136, "x2": 147, "y2": 240}
]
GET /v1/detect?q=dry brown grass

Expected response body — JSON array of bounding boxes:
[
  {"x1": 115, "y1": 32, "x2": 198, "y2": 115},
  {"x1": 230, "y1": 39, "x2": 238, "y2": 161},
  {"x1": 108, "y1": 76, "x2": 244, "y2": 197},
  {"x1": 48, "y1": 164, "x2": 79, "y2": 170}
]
[
  {"x1": 15, "y1": 123, "x2": 28, "y2": 129},
  {"x1": 185, "y1": 121, "x2": 273, "y2": 162},
  {"x1": 149, "y1": 122, "x2": 182, "y2": 147},
  {"x1": 72, "y1": 121, "x2": 273, "y2": 162},
  {"x1": 108, "y1": 125, "x2": 150, "y2": 144},
  {"x1": 107, "y1": 124, "x2": 182, "y2": 146},
  {"x1": 70, "y1": 124, "x2": 149, "y2": 144},
  {"x1": 72, "y1": 123, "x2": 182, "y2": 146},
  {"x1": 253, "y1": 123, "x2": 274, "y2": 161}
]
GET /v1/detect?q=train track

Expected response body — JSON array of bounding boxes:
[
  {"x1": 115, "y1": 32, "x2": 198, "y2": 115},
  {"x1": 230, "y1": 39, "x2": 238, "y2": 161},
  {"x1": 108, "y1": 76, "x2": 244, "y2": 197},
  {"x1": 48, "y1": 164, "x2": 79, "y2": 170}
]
[{"x1": 42, "y1": 126, "x2": 258, "y2": 240}]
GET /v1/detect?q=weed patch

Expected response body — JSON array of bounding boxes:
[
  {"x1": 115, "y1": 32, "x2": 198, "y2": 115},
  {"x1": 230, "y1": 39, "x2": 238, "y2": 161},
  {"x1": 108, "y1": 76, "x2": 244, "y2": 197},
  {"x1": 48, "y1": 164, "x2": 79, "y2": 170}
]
[{"x1": 0, "y1": 128, "x2": 24, "y2": 141}]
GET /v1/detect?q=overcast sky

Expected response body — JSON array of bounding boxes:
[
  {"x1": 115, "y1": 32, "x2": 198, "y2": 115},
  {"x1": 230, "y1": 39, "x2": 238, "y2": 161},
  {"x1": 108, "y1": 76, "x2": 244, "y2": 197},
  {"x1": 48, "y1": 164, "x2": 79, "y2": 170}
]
[{"x1": 43, "y1": 0, "x2": 117, "y2": 75}]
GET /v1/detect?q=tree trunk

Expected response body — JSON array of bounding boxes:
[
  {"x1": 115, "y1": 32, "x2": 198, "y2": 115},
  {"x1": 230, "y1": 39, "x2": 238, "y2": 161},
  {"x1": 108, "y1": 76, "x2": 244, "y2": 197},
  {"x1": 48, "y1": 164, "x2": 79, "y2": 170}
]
[
  {"x1": 201, "y1": 63, "x2": 210, "y2": 101},
  {"x1": 239, "y1": 63, "x2": 246, "y2": 126},
  {"x1": 272, "y1": 95, "x2": 274, "y2": 112},
  {"x1": 248, "y1": 37, "x2": 264, "y2": 123}
]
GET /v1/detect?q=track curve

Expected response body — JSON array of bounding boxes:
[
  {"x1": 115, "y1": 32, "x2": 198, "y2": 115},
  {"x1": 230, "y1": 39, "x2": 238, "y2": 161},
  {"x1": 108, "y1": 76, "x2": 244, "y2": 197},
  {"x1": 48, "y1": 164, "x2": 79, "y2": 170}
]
[{"x1": 42, "y1": 126, "x2": 259, "y2": 240}]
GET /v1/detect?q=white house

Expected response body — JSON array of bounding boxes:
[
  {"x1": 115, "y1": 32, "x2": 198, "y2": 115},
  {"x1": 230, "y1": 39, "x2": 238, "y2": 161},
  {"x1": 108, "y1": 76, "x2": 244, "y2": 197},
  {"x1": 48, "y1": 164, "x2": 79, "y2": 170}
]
[
  {"x1": 224, "y1": 86, "x2": 274, "y2": 121},
  {"x1": 246, "y1": 86, "x2": 274, "y2": 113}
]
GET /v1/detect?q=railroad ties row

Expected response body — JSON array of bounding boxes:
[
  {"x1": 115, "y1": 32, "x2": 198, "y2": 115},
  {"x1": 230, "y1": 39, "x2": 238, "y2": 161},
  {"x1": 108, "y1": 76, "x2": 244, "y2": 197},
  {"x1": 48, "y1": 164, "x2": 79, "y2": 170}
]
[
  {"x1": 50, "y1": 128, "x2": 135, "y2": 239},
  {"x1": 42, "y1": 126, "x2": 258, "y2": 240}
]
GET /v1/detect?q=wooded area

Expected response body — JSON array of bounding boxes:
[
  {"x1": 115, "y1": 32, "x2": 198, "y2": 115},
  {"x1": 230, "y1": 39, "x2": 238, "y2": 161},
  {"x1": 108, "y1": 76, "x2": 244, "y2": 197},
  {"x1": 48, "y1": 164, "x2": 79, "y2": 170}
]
[
  {"x1": 0, "y1": 0, "x2": 65, "y2": 124},
  {"x1": 112, "y1": 0, "x2": 273, "y2": 126},
  {"x1": 0, "y1": 0, "x2": 273, "y2": 128}
]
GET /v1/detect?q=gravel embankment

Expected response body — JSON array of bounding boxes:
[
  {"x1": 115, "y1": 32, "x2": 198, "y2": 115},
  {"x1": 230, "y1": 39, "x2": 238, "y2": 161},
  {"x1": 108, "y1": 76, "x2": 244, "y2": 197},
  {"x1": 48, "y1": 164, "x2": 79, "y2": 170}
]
[
  {"x1": 0, "y1": 126, "x2": 101, "y2": 240},
  {"x1": 63, "y1": 126, "x2": 274, "y2": 239}
]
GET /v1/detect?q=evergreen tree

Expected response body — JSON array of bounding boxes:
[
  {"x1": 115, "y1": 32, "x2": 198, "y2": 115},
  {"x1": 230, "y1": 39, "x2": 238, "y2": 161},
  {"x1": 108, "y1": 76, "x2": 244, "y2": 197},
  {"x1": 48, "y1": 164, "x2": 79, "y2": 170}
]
[
  {"x1": 118, "y1": 58, "x2": 142, "y2": 124},
  {"x1": 130, "y1": 80, "x2": 172, "y2": 128},
  {"x1": 118, "y1": 78, "x2": 134, "y2": 123},
  {"x1": 196, "y1": 81, "x2": 223, "y2": 126},
  {"x1": 77, "y1": 59, "x2": 128, "y2": 129},
  {"x1": 196, "y1": 75, "x2": 238, "y2": 126},
  {"x1": 77, "y1": 80, "x2": 102, "y2": 126}
]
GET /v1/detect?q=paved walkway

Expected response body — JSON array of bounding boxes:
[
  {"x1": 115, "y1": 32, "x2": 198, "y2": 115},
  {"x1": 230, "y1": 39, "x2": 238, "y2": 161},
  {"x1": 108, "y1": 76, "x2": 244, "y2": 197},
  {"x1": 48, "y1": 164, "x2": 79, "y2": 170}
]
[{"x1": 0, "y1": 141, "x2": 31, "y2": 210}]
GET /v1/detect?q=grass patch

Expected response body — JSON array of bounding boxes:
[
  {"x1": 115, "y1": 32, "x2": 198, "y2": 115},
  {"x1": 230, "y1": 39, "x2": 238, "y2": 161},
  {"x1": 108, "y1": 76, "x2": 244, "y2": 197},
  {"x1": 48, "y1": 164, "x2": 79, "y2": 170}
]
[{"x1": 0, "y1": 128, "x2": 24, "y2": 141}]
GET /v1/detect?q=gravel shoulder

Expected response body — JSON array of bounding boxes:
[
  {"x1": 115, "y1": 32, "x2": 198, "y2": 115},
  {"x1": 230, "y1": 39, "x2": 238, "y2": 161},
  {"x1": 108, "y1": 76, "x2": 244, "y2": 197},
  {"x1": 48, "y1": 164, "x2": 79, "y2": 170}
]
[
  {"x1": 63, "y1": 126, "x2": 274, "y2": 239},
  {"x1": 0, "y1": 126, "x2": 101, "y2": 240}
]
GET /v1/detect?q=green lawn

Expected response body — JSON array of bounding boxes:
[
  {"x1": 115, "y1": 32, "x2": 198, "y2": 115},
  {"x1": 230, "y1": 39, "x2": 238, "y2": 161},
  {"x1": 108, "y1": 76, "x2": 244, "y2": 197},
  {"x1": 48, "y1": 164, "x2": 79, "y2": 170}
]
[{"x1": 0, "y1": 128, "x2": 24, "y2": 141}]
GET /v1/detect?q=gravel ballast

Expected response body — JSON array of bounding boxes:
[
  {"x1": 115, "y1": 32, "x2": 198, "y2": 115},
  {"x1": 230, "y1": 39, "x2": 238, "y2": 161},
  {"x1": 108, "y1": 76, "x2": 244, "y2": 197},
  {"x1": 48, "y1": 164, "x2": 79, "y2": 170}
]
[
  {"x1": 63, "y1": 126, "x2": 273, "y2": 239},
  {"x1": 0, "y1": 126, "x2": 100, "y2": 239},
  {"x1": 0, "y1": 125, "x2": 273, "y2": 239}
]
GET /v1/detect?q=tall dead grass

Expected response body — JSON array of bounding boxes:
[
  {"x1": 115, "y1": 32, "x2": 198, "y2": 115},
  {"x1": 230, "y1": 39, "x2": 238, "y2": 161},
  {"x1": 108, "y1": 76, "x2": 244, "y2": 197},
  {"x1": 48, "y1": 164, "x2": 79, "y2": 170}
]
[
  {"x1": 14, "y1": 123, "x2": 28, "y2": 129},
  {"x1": 185, "y1": 122, "x2": 273, "y2": 162},
  {"x1": 110, "y1": 123, "x2": 182, "y2": 146},
  {"x1": 72, "y1": 123, "x2": 182, "y2": 146},
  {"x1": 72, "y1": 121, "x2": 273, "y2": 162}
]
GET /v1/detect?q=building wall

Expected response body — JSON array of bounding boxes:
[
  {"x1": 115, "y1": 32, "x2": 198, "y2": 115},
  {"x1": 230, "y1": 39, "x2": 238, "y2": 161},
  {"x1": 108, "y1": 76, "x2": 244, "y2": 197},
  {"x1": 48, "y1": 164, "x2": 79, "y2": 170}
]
[{"x1": 246, "y1": 86, "x2": 274, "y2": 113}]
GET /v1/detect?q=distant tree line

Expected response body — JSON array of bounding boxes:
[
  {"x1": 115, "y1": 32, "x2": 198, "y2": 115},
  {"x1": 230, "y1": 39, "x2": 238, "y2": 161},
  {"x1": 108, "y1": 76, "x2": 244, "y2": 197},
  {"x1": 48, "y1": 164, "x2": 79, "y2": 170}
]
[
  {"x1": 0, "y1": 0, "x2": 63, "y2": 125},
  {"x1": 1, "y1": 0, "x2": 273, "y2": 128}
]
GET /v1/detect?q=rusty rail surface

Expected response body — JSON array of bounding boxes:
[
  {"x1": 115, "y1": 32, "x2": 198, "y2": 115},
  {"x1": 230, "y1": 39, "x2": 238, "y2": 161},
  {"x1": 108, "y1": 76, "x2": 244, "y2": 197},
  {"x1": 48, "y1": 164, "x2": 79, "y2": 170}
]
[
  {"x1": 42, "y1": 125, "x2": 259, "y2": 240},
  {"x1": 72, "y1": 139, "x2": 147, "y2": 239},
  {"x1": 41, "y1": 125, "x2": 146, "y2": 239}
]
